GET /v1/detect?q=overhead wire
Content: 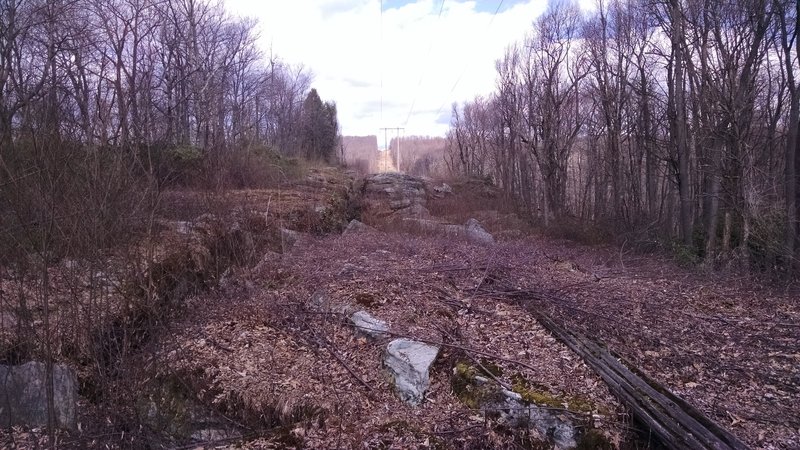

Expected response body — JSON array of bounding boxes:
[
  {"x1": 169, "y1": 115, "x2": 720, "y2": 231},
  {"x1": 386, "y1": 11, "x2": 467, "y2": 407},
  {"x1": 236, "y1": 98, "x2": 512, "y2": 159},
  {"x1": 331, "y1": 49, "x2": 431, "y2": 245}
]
[
  {"x1": 380, "y1": 0, "x2": 384, "y2": 126},
  {"x1": 403, "y1": 0, "x2": 447, "y2": 128},
  {"x1": 432, "y1": 0, "x2": 505, "y2": 123}
]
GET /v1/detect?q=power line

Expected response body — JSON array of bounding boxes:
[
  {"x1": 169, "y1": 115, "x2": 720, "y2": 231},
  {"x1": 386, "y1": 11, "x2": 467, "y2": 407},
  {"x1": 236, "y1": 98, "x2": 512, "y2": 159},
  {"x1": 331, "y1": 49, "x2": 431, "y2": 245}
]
[
  {"x1": 380, "y1": 127, "x2": 405, "y2": 171},
  {"x1": 380, "y1": 0, "x2": 384, "y2": 127},
  {"x1": 432, "y1": 0, "x2": 505, "y2": 123},
  {"x1": 403, "y1": 0, "x2": 447, "y2": 128}
]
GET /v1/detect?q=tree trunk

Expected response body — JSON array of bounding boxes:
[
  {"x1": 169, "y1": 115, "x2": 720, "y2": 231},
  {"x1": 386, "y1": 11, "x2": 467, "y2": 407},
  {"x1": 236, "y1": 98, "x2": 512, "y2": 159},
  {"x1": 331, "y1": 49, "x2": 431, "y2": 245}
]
[
  {"x1": 671, "y1": 0, "x2": 693, "y2": 246},
  {"x1": 704, "y1": 140, "x2": 723, "y2": 261}
]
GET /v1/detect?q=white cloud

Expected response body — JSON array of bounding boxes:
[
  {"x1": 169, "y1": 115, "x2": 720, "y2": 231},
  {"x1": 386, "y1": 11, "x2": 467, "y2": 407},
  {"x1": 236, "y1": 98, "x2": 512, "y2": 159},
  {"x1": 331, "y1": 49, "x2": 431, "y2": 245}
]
[{"x1": 224, "y1": 0, "x2": 549, "y2": 138}]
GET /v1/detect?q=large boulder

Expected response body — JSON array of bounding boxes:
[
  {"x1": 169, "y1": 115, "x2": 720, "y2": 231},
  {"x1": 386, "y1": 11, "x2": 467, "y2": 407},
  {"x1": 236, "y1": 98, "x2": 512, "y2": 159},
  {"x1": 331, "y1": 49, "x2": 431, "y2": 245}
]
[
  {"x1": 343, "y1": 219, "x2": 374, "y2": 235},
  {"x1": 395, "y1": 204, "x2": 431, "y2": 219},
  {"x1": 0, "y1": 361, "x2": 77, "y2": 430},
  {"x1": 384, "y1": 339, "x2": 439, "y2": 406},
  {"x1": 432, "y1": 182, "x2": 453, "y2": 196},
  {"x1": 362, "y1": 173, "x2": 428, "y2": 221},
  {"x1": 464, "y1": 218, "x2": 494, "y2": 244}
]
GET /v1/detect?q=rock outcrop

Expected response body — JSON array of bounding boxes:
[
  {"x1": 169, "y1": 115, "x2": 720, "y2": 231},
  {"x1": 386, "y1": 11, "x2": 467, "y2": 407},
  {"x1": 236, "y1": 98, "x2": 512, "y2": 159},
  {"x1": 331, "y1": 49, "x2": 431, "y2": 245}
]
[
  {"x1": 362, "y1": 173, "x2": 430, "y2": 220},
  {"x1": 384, "y1": 339, "x2": 439, "y2": 406},
  {"x1": 0, "y1": 361, "x2": 78, "y2": 430}
]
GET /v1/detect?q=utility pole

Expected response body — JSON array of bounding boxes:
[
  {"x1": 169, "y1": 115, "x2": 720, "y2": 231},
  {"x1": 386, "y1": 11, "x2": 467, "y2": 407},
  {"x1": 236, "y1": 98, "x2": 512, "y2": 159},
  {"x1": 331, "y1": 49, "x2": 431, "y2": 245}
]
[{"x1": 379, "y1": 127, "x2": 404, "y2": 172}]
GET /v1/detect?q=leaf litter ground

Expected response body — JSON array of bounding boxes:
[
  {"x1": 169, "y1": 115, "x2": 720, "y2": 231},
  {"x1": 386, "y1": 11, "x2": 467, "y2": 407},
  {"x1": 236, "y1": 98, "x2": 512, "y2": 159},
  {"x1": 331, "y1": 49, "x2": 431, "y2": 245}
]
[{"x1": 154, "y1": 223, "x2": 799, "y2": 449}]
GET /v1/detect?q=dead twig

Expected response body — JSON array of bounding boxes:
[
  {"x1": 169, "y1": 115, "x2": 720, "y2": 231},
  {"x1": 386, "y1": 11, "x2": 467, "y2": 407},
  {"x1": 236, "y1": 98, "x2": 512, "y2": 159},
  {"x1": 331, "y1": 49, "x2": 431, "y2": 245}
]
[{"x1": 301, "y1": 316, "x2": 375, "y2": 394}]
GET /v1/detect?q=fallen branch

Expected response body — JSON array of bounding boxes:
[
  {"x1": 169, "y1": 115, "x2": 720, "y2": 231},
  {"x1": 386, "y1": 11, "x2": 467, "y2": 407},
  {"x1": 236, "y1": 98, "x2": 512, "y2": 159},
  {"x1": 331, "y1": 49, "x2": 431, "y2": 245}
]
[
  {"x1": 300, "y1": 316, "x2": 375, "y2": 393},
  {"x1": 315, "y1": 334, "x2": 375, "y2": 393}
]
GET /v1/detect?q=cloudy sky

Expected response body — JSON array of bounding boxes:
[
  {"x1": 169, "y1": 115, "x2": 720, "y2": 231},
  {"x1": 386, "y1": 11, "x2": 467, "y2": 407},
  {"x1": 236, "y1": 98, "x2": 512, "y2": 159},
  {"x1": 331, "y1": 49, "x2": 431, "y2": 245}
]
[{"x1": 224, "y1": 1, "x2": 581, "y2": 140}]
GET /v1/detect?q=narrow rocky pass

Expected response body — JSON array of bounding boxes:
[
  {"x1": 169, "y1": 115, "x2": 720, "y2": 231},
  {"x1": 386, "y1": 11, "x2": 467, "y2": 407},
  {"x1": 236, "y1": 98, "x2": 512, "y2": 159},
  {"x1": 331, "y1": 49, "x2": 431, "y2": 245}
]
[{"x1": 6, "y1": 172, "x2": 795, "y2": 449}]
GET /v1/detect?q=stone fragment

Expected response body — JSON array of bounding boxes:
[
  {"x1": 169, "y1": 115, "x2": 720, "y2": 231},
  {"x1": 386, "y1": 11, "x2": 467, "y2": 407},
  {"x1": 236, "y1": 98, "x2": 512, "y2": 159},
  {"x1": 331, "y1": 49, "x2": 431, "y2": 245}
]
[
  {"x1": 0, "y1": 361, "x2": 78, "y2": 430},
  {"x1": 280, "y1": 228, "x2": 306, "y2": 252},
  {"x1": 350, "y1": 311, "x2": 389, "y2": 338},
  {"x1": 464, "y1": 218, "x2": 494, "y2": 244},
  {"x1": 343, "y1": 219, "x2": 373, "y2": 235},
  {"x1": 384, "y1": 339, "x2": 439, "y2": 405},
  {"x1": 432, "y1": 183, "x2": 453, "y2": 195}
]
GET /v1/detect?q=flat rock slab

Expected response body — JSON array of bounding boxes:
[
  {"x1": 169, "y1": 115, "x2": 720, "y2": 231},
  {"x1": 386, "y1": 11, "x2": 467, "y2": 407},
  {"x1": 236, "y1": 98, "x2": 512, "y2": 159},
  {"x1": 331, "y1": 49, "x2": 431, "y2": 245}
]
[
  {"x1": 343, "y1": 219, "x2": 375, "y2": 235},
  {"x1": 384, "y1": 339, "x2": 439, "y2": 406},
  {"x1": 0, "y1": 361, "x2": 77, "y2": 430},
  {"x1": 402, "y1": 218, "x2": 494, "y2": 245},
  {"x1": 465, "y1": 218, "x2": 494, "y2": 244},
  {"x1": 350, "y1": 311, "x2": 389, "y2": 338}
]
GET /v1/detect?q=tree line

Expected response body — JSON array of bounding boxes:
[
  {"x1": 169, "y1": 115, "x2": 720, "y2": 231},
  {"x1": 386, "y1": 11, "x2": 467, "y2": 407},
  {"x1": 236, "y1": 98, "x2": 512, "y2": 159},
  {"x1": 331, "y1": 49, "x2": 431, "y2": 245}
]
[
  {"x1": 0, "y1": 0, "x2": 342, "y2": 267},
  {"x1": 0, "y1": 0, "x2": 339, "y2": 182},
  {"x1": 446, "y1": 0, "x2": 799, "y2": 272}
]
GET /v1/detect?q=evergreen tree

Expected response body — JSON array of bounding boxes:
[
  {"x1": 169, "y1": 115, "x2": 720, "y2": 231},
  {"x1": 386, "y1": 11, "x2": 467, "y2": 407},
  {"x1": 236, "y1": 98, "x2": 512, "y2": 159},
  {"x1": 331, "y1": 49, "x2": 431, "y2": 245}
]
[{"x1": 300, "y1": 88, "x2": 340, "y2": 162}]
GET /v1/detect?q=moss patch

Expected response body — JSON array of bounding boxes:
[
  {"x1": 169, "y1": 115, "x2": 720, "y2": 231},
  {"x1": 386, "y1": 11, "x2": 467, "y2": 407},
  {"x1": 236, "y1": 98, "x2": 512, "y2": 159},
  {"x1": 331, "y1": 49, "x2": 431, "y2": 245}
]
[
  {"x1": 510, "y1": 373, "x2": 596, "y2": 413},
  {"x1": 450, "y1": 362, "x2": 499, "y2": 409},
  {"x1": 450, "y1": 361, "x2": 502, "y2": 409},
  {"x1": 451, "y1": 362, "x2": 478, "y2": 408}
]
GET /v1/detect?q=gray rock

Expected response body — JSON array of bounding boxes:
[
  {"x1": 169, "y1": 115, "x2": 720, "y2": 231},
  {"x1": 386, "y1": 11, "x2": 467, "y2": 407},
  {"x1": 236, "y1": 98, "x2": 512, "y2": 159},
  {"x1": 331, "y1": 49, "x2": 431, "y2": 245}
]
[
  {"x1": 343, "y1": 219, "x2": 373, "y2": 235},
  {"x1": 433, "y1": 183, "x2": 453, "y2": 195},
  {"x1": 363, "y1": 173, "x2": 429, "y2": 219},
  {"x1": 191, "y1": 428, "x2": 240, "y2": 442},
  {"x1": 350, "y1": 311, "x2": 389, "y2": 338},
  {"x1": 402, "y1": 217, "x2": 494, "y2": 245},
  {"x1": 473, "y1": 375, "x2": 490, "y2": 385},
  {"x1": 309, "y1": 290, "x2": 330, "y2": 311},
  {"x1": 280, "y1": 228, "x2": 306, "y2": 252},
  {"x1": 0, "y1": 361, "x2": 77, "y2": 430},
  {"x1": 453, "y1": 367, "x2": 582, "y2": 449},
  {"x1": 384, "y1": 339, "x2": 439, "y2": 405},
  {"x1": 395, "y1": 204, "x2": 431, "y2": 218},
  {"x1": 175, "y1": 221, "x2": 193, "y2": 234},
  {"x1": 443, "y1": 224, "x2": 466, "y2": 236},
  {"x1": 338, "y1": 263, "x2": 362, "y2": 277},
  {"x1": 492, "y1": 397, "x2": 578, "y2": 449},
  {"x1": 389, "y1": 198, "x2": 413, "y2": 210},
  {"x1": 402, "y1": 217, "x2": 444, "y2": 233},
  {"x1": 465, "y1": 218, "x2": 494, "y2": 244}
]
